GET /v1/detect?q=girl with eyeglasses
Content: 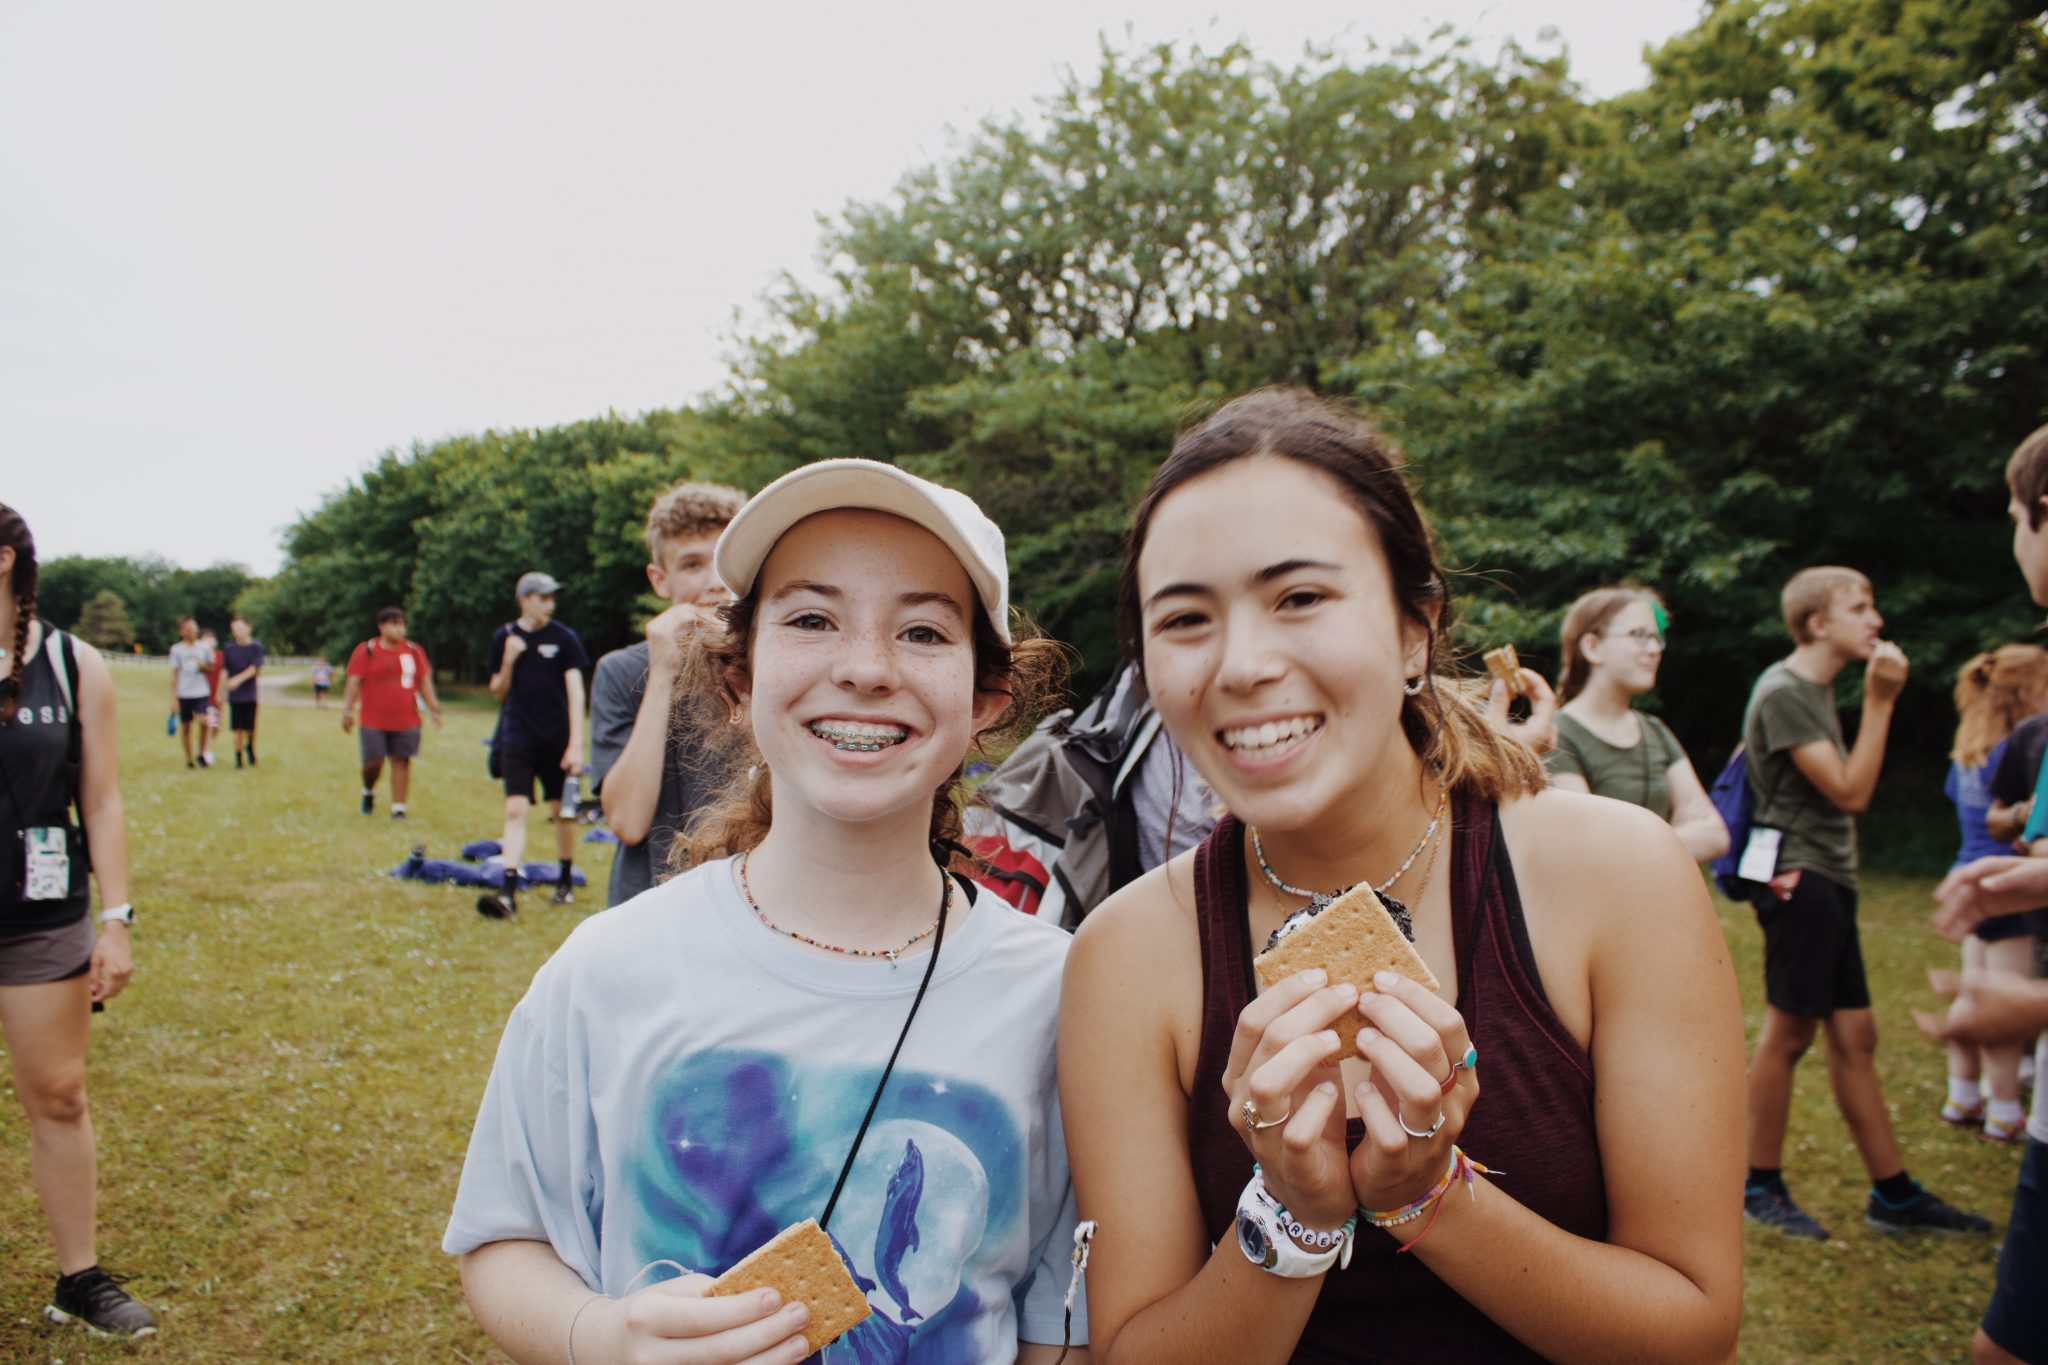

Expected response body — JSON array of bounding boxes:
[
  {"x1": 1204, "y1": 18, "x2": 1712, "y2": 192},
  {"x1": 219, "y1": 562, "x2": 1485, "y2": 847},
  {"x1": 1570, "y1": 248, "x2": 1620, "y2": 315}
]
[{"x1": 1548, "y1": 587, "x2": 1730, "y2": 862}]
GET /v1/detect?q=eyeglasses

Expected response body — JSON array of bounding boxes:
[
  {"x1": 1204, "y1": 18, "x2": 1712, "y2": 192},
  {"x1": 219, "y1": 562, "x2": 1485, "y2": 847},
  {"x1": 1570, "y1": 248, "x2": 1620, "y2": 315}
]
[{"x1": 1602, "y1": 628, "x2": 1665, "y2": 646}]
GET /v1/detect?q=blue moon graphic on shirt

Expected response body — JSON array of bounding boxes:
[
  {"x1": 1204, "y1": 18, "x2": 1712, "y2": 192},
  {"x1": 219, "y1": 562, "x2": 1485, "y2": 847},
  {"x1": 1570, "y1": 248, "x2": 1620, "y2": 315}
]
[{"x1": 628, "y1": 1051, "x2": 1019, "y2": 1363}]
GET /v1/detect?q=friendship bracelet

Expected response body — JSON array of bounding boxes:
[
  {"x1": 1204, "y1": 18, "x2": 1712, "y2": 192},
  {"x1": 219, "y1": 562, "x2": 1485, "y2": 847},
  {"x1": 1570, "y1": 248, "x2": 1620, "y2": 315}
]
[
  {"x1": 565, "y1": 1291, "x2": 612, "y2": 1365},
  {"x1": 1250, "y1": 1164, "x2": 1360, "y2": 1250},
  {"x1": 1359, "y1": 1147, "x2": 1498, "y2": 1253}
]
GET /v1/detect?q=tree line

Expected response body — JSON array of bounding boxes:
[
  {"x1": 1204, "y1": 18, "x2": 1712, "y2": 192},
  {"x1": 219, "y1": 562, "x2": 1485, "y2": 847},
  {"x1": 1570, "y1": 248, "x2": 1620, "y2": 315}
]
[
  {"x1": 42, "y1": 556, "x2": 261, "y2": 655},
  {"x1": 226, "y1": 0, "x2": 2041, "y2": 862}
]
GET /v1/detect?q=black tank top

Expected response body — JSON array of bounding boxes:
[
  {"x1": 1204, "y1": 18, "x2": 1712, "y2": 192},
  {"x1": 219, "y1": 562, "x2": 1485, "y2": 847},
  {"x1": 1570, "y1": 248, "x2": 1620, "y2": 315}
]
[
  {"x1": 0, "y1": 627, "x2": 91, "y2": 929},
  {"x1": 1187, "y1": 793, "x2": 1608, "y2": 1363}
]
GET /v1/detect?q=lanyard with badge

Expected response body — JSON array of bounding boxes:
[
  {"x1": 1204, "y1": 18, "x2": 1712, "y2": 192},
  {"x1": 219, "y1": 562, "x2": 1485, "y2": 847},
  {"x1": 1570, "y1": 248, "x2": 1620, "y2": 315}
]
[{"x1": 1, "y1": 628, "x2": 84, "y2": 905}]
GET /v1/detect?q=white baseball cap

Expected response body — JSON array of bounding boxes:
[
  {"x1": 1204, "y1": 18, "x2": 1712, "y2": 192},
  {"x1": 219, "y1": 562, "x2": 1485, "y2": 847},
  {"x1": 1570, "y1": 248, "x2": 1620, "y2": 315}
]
[{"x1": 714, "y1": 459, "x2": 1011, "y2": 643}]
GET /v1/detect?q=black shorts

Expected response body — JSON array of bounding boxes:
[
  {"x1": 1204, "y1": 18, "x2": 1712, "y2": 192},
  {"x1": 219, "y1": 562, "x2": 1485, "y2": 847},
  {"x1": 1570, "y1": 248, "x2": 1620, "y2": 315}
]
[
  {"x1": 229, "y1": 700, "x2": 258, "y2": 731},
  {"x1": 1749, "y1": 871, "x2": 1871, "y2": 1017},
  {"x1": 500, "y1": 743, "x2": 567, "y2": 803},
  {"x1": 177, "y1": 696, "x2": 209, "y2": 722},
  {"x1": 1983, "y1": 1137, "x2": 2048, "y2": 1362}
]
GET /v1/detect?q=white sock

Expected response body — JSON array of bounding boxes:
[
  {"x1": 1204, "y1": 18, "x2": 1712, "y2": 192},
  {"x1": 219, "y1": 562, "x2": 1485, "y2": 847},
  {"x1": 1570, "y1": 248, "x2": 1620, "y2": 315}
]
[
  {"x1": 1988, "y1": 1097, "x2": 2026, "y2": 1126},
  {"x1": 1947, "y1": 1077, "x2": 1981, "y2": 1108},
  {"x1": 392, "y1": 804, "x2": 406, "y2": 815}
]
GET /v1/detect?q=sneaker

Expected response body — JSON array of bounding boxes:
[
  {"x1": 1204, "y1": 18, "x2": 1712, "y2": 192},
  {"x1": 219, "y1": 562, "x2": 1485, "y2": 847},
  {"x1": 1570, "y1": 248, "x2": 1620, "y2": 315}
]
[
  {"x1": 247, "y1": 750, "x2": 256, "y2": 766},
  {"x1": 46, "y1": 1266, "x2": 157, "y2": 1338},
  {"x1": 360, "y1": 791, "x2": 374, "y2": 816},
  {"x1": 391, "y1": 809, "x2": 407, "y2": 821},
  {"x1": 1940, "y1": 1099, "x2": 1985, "y2": 1128},
  {"x1": 1865, "y1": 1183, "x2": 1992, "y2": 1234},
  {"x1": 200, "y1": 752, "x2": 215, "y2": 768},
  {"x1": 475, "y1": 891, "x2": 515, "y2": 920},
  {"x1": 551, "y1": 879, "x2": 575, "y2": 907},
  {"x1": 1982, "y1": 1114, "x2": 2025, "y2": 1144},
  {"x1": 1743, "y1": 1183, "x2": 1829, "y2": 1240}
]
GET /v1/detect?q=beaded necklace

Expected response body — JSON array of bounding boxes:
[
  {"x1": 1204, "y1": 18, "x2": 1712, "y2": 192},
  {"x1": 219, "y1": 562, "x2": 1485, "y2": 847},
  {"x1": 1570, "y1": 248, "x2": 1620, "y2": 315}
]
[
  {"x1": 737, "y1": 851, "x2": 946, "y2": 966},
  {"x1": 1251, "y1": 777, "x2": 1448, "y2": 941}
]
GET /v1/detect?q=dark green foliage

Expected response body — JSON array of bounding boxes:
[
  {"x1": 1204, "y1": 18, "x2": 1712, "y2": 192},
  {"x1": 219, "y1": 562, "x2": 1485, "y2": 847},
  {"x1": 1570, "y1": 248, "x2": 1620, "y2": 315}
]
[
  {"x1": 74, "y1": 589, "x2": 135, "y2": 650},
  {"x1": 260, "y1": 3, "x2": 2048, "y2": 872},
  {"x1": 41, "y1": 555, "x2": 259, "y2": 653}
]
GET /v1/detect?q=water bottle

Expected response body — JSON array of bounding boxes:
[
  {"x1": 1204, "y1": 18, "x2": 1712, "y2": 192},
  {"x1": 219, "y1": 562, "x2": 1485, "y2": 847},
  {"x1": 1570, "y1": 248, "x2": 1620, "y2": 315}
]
[{"x1": 561, "y1": 774, "x2": 580, "y2": 814}]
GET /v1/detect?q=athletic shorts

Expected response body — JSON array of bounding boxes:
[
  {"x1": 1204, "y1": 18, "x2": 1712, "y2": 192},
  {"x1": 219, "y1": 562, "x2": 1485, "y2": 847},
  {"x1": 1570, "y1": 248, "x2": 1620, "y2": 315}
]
[
  {"x1": 1976, "y1": 911, "x2": 2034, "y2": 943},
  {"x1": 1748, "y1": 871, "x2": 1872, "y2": 1017},
  {"x1": 312, "y1": 683, "x2": 329, "y2": 696},
  {"x1": 229, "y1": 700, "x2": 258, "y2": 731},
  {"x1": 1982, "y1": 1138, "x2": 2048, "y2": 1362},
  {"x1": 500, "y1": 742, "x2": 567, "y2": 803},
  {"x1": 177, "y1": 695, "x2": 209, "y2": 722},
  {"x1": 0, "y1": 915, "x2": 94, "y2": 986},
  {"x1": 359, "y1": 726, "x2": 421, "y2": 763}
]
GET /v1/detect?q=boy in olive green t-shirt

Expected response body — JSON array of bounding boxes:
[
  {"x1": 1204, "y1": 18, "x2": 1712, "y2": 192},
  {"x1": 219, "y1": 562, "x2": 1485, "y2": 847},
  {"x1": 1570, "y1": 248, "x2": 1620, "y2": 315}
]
[{"x1": 1738, "y1": 567, "x2": 1988, "y2": 1240}]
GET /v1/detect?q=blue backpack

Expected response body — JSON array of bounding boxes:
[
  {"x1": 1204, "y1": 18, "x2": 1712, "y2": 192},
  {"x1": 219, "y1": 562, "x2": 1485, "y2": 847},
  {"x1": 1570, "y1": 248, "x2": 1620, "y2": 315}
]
[{"x1": 1706, "y1": 745, "x2": 1753, "y2": 899}]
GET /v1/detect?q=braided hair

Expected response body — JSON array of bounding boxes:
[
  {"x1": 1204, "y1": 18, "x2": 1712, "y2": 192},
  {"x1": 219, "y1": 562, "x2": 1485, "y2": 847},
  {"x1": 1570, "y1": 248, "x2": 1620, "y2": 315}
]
[{"x1": 0, "y1": 503, "x2": 36, "y2": 727}]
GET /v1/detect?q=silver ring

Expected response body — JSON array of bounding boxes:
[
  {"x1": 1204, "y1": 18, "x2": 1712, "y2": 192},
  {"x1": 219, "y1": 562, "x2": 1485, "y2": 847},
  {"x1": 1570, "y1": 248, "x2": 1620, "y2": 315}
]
[
  {"x1": 1398, "y1": 1109, "x2": 1446, "y2": 1140},
  {"x1": 1242, "y1": 1098, "x2": 1291, "y2": 1132}
]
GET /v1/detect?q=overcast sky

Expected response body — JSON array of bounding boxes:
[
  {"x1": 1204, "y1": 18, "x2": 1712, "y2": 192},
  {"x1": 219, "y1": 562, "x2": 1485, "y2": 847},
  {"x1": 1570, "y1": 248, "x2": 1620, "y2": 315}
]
[{"x1": 3, "y1": 1, "x2": 1703, "y2": 576}]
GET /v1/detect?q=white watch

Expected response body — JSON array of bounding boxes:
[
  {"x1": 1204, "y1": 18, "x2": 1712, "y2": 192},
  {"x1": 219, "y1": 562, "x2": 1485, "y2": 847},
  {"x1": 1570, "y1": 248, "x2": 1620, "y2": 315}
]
[
  {"x1": 1235, "y1": 1169, "x2": 1356, "y2": 1277},
  {"x1": 98, "y1": 903, "x2": 135, "y2": 926}
]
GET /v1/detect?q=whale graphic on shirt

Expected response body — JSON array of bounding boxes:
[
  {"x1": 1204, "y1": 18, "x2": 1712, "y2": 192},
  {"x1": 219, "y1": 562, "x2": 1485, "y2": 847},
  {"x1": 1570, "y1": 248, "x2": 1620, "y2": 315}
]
[{"x1": 875, "y1": 1139, "x2": 925, "y2": 1322}]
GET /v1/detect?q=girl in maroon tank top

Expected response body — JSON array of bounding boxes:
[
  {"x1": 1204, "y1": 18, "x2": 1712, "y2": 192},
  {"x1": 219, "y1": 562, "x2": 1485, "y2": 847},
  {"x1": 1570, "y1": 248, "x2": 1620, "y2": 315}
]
[{"x1": 1059, "y1": 390, "x2": 1745, "y2": 1363}]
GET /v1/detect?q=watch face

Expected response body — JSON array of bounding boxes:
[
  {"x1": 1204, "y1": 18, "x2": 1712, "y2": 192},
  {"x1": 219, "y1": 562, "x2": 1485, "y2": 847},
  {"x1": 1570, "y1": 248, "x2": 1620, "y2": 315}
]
[{"x1": 1236, "y1": 1211, "x2": 1276, "y2": 1269}]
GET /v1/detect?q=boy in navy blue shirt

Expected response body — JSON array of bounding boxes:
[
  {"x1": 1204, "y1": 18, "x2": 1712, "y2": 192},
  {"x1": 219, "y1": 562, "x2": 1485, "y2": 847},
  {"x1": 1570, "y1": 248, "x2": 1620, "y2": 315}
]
[{"x1": 478, "y1": 572, "x2": 590, "y2": 917}]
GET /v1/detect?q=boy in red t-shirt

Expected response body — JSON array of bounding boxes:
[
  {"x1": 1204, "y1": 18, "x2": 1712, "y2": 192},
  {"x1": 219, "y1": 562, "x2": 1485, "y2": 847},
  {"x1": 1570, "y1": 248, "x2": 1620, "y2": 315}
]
[{"x1": 341, "y1": 607, "x2": 443, "y2": 818}]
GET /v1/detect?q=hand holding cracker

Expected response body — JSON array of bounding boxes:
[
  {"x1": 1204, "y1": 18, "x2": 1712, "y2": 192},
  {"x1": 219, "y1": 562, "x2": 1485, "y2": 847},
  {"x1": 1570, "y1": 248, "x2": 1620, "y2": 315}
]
[
  {"x1": 1348, "y1": 970, "x2": 1483, "y2": 1212},
  {"x1": 580, "y1": 1270, "x2": 816, "y2": 1363},
  {"x1": 708, "y1": 1219, "x2": 871, "y2": 1355},
  {"x1": 1221, "y1": 967, "x2": 1371, "y2": 1232}
]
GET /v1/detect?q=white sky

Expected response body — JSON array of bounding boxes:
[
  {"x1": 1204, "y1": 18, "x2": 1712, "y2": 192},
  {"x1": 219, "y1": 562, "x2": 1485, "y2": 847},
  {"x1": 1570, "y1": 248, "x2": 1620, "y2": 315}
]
[{"x1": 2, "y1": 1, "x2": 1703, "y2": 576}]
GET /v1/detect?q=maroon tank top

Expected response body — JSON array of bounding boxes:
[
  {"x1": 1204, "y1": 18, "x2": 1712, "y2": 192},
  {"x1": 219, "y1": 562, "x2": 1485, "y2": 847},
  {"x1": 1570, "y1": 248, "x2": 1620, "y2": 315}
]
[{"x1": 1189, "y1": 793, "x2": 1608, "y2": 1363}]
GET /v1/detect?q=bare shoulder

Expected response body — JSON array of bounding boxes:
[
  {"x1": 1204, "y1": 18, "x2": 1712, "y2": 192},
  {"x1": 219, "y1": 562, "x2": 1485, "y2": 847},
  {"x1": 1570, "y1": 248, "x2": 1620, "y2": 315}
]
[
  {"x1": 1499, "y1": 786, "x2": 1698, "y2": 906},
  {"x1": 1065, "y1": 849, "x2": 1205, "y2": 1081}
]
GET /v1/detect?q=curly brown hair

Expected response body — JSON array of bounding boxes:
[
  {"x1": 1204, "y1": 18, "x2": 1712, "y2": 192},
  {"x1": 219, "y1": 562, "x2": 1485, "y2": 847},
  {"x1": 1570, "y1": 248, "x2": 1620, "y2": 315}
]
[
  {"x1": 671, "y1": 590, "x2": 1069, "y2": 876},
  {"x1": 646, "y1": 481, "x2": 746, "y2": 562}
]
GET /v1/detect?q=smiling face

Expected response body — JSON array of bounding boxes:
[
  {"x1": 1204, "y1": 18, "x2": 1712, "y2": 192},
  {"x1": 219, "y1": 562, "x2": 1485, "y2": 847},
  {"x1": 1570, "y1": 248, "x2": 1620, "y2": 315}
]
[
  {"x1": 649, "y1": 529, "x2": 727, "y2": 608},
  {"x1": 1136, "y1": 456, "x2": 1432, "y2": 834},
  {"x1": 1581, "y1": 598, "x2": 1664, "y2": 696},
  {"x1": 737, "y1": 509, "x2": 1006, "y2": 834}
]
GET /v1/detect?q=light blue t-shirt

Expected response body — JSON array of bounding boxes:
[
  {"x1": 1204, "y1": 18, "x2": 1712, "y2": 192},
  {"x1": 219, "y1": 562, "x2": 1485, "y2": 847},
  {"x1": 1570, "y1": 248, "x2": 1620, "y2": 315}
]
[{"x1": 445, "y1": 856, "x2": 1086, "y2": 1358}]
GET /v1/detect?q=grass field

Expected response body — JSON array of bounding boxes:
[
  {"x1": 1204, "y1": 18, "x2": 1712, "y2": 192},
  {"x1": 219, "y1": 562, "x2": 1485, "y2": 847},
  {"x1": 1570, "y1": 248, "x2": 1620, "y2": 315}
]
[{"x1": 0, "y1": 667, "x2": 2028, "y2": 1361}]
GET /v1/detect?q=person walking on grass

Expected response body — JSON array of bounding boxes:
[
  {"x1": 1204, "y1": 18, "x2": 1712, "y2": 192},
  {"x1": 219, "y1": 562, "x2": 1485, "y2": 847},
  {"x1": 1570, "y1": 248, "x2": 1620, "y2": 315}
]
[
  {"x1": 476, "y1": 572, "x2": 589, "y2": 918},
  {"x1": 447, "y1": 461, "x2": 1085, "y2": 1364},
  {"x1": 590, "y1": 480, "x2": 746, "y2": 907},
  {"x1": 341, "y1": 607, "x2": 442, "y2": 819},
  {"x1": 1738, "y1": 566, "x2": 1989, "y2": 1240},
  {"x1": 217, "y1": 615, "x2": 265, "y2": 769},
  {"x1": 0, "y1": 504, "x2": 156, "y2": 1337},
  {"x1": 167, "y1": 616, "x2": 213, "y2": 768},
  {"x1": 1938, "y1": 645, "x2": 2048, "y2": 1145},
  {"x1": 1547, "y1": 585, "x2": 1729, "y2": 861},
  {"x1": 309, "y1": 657, "x2": 332, "y2": 706}
]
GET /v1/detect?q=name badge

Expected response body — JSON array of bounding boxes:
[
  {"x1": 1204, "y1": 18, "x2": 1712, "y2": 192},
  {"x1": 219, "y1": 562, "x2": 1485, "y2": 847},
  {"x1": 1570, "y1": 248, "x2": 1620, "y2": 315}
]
[
  {"x1": 24, "y1": 827, "x2": 70, "y2": 901},
  {"x1": 1737, "y1": 826, "x2": 1783, "y2": 884}
]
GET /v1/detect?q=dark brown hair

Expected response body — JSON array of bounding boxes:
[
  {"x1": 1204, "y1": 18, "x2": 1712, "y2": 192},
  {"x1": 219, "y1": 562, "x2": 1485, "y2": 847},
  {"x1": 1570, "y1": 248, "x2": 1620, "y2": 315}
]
[
  {"x1": 2007, "y1": 424, "x2": 2048, "y2": 529},
  {"x1": 377, "y1": 606, "x2": 406, "y2": 626},
  {"x1": 1556, "y1": 585, "x2": 1665, "y2": 704},
  {"x1": 673, "y1": 587, "x2": 1069, "y2": 874},
  {"x1": 1116, "y1": 388, "x2": 1543, "y2": 801},
  {"x1": 646, "y1": 481, "x2": 746, "y2": 562},
  {"x1": 0, "y1": 503, "x2": 35, "y2": 726}
]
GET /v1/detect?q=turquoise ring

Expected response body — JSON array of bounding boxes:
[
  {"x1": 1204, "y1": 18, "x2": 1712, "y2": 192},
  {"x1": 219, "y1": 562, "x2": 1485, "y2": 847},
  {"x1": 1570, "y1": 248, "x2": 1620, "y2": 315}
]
[{"x1": 1439, "y1": 1044, "x2": 1480, "y2": 1094}]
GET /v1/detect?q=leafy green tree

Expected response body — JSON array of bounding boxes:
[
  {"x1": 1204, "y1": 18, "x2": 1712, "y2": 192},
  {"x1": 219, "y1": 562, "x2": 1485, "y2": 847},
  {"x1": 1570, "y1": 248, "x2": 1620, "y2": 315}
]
[{"x1": 74, "y1": 589, "x2": 135, "y2": 650}]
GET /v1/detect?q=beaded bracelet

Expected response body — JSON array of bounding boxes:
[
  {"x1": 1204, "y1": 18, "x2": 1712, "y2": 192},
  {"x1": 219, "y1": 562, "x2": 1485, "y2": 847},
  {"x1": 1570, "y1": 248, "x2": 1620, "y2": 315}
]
[
  {"x1": 1251, "y1": 1164, "x2": 1360, "y2": 1250},
  {"x1": 1363, "y1": 1147, "x2": 1496, "y2": 1254}
]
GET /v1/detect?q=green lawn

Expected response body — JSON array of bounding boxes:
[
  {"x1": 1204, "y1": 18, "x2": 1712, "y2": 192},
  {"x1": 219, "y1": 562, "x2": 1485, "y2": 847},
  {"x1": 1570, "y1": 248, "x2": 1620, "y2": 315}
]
[{"x1": 0, "y1": 669, "x2": 2026, "y2": 1361}]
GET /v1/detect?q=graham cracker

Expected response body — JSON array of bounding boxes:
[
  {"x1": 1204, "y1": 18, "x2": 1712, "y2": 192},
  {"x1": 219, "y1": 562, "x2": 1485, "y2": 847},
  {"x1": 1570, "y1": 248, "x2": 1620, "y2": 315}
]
[
  {"x1": 1482, "y1": 644, "x2": 1523, "y2": 697},
  {"x1": 1253, "y1": 885, "x2": 1442, "y2": 1062},
  {"x1": 707, "y1": 1218, "x2": 872, "y2": 1354}
]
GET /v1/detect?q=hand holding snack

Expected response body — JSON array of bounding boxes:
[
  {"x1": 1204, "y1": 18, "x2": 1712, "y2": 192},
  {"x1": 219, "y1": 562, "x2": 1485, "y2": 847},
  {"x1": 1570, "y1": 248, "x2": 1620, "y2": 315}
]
[
  {"x1": 1482, "y1": 645, "x2": 1524, "y2": 698},
  {"x1": 1347, "y1": 970, "x2": 1481, "y2": 1213},
  {"x1": 1864, "y1": 640, "x2": 1908, "y2": 705},
  {"x1": 1221, "y1": 968, "x2": 1365, "y2": 1231},
  {"x1": 707, "y1": 1219, "x2": 870, "y2": 1356},
  {"x1": 585, "y1": 1272, "x2": 814, "y2": 1365}
]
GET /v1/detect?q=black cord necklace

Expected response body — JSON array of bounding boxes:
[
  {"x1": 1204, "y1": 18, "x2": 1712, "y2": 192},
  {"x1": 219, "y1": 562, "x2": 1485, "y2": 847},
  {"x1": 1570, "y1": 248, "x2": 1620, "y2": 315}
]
[{"x1": 817, "y1": 860, "x2": 953, "y2": 1232}]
